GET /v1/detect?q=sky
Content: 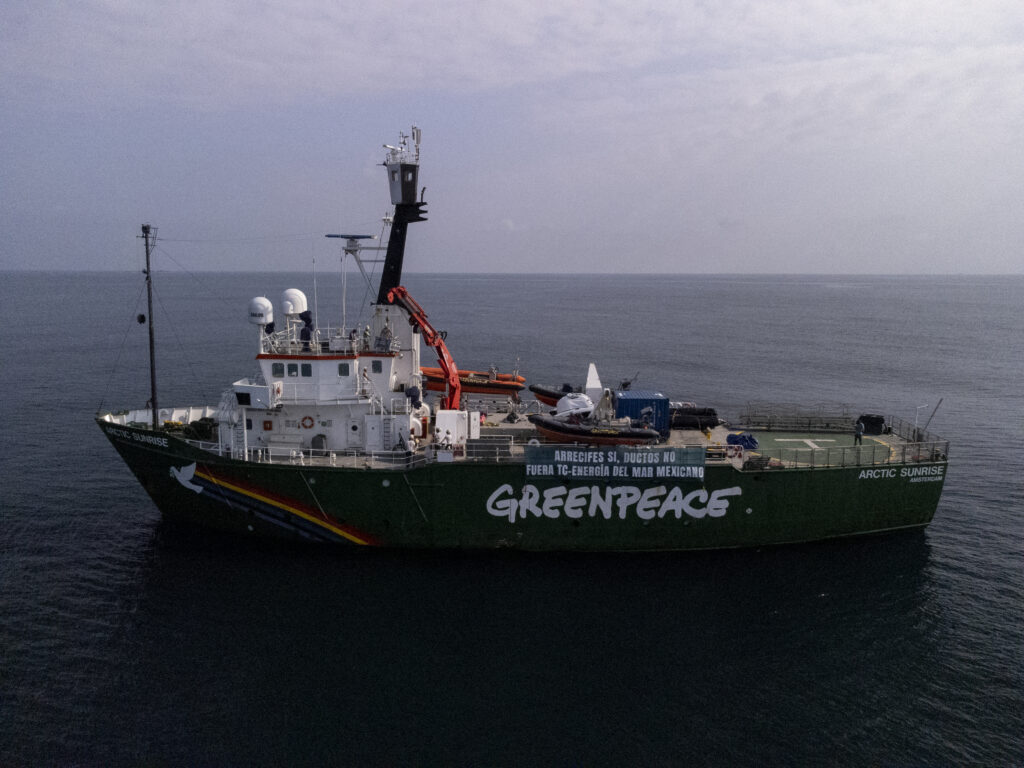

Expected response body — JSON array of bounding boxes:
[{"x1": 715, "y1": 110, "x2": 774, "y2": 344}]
[{"x1": 2, "y1": 0, "x2": 1023, "y2": 274}]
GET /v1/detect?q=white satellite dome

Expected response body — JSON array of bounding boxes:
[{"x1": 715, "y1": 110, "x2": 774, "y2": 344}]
[
  {"x1": 247, "y1": 296, "x2": 273, "y2": 326},
  {"x1": 281, "y1": 288, "x2": 308, "y2": 316}
]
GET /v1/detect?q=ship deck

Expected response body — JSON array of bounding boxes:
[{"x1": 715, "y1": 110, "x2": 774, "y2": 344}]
[
  {"x1": 479, "y1": 415, "x2": 945, "y2": 471},
  {"x1": 102, "y1": 404, "x2": 948, "y2": 473}
]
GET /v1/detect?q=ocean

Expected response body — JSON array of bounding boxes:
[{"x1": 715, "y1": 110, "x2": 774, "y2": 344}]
[{"x1": 1, "y1": 271, "x2": 1022, "y2": 765}]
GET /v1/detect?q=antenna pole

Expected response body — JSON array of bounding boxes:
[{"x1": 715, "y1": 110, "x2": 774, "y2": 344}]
[
  {"x1": 141, "y1": 224, "x2": 159, "y2": 429},
  {"x1": 341, "y1": 250, "x2": 347, "y2": 334}
]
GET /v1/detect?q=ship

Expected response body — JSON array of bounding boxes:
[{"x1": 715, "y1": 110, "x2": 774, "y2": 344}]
[{"x1": 96, "y1": 128, "x2": 950, "y2": 550}]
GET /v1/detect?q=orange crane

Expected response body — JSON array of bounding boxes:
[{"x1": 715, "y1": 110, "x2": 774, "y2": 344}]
[{"x1": 385, "y1": 286, "x2": 462, "y2": 410}]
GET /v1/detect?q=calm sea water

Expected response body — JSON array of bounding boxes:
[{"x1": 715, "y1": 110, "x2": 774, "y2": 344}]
[{"x1": 1, "y1": 271, "x2": 1022, "y2": 765}]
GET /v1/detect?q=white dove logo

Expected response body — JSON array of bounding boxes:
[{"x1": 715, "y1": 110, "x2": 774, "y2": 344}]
[{"x1": 170, "y1": 463, "x2": 204, "y2": 494}]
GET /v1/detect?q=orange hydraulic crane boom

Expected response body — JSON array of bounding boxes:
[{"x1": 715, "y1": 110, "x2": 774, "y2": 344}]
[{"x1": 385, "y1": 286, "x2": 462, "y2": 410}]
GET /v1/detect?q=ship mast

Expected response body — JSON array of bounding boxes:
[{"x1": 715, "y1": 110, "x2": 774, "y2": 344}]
[
  {"x1": 141, "y1": 224, "x2": 159, "y2": 429},
  {"x1": 376, "y1": 127, "x2": 427, "y2": 304}
]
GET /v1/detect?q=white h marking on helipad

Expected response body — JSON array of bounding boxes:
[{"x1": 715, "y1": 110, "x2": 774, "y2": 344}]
[{"x1": 775, "y1": 439, "x2": 838, "y2": 450}]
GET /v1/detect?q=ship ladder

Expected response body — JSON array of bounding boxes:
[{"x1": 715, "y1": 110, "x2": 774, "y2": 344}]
[{"x1": 232, "y1": 420, "x2": 247, "y2": 459}]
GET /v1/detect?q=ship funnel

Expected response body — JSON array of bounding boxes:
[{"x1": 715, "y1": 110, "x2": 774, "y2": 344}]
[
  {"x1": 248, "y1": 296, "x2": 273, "y2": 326},
  {"x1": 281, "y1": 288, "x2": 308, "y2": 317}
]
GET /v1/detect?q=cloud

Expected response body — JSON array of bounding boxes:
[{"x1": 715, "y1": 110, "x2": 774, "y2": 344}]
[
  {"x1": 5, "y1": 0, "x2": 1019, "y2": 107},
  {"x1": 3, "y1": 0, "x2": 1024, "y2": 273}
]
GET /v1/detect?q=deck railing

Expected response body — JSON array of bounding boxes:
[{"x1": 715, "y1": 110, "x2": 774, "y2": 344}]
[
  {"x1": 730, "y1": 406, "x2": 948, "y2": 470},
  {"x1": 736, "y1": 404, "x2": 858, "y2": 433},
  {"x1": 736, "y1": 439, "x2": 948, "y2": 471},
  {"x1": 260, "y1": 326, "x2": 400, "y2": 356},
  {"x1": 183, "y1": 431, "x2": 947, "y2": 473},
  {"x1": 885, "y1": 415, "x2": 944, "y2": 445},
  {"x1": 172, "y1": 406, "x2": 949, "y2": 472},
  {"x1": 736, "y1": 405, "x2": 944, "y2": 441}
]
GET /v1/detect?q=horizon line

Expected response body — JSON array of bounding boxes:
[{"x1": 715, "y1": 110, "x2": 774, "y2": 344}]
[{"x1": 3, "y1": 268, "x2": 1023, "y2": 278}]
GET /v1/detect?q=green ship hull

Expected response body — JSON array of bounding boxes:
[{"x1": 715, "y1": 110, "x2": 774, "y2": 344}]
[{"x1": 97, "y1": 420, "x2": 945, "y2": 551}]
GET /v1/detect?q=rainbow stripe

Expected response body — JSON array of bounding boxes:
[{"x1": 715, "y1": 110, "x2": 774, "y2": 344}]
[{"x1": 193, "y1": 468, "x2": 376, "y2": 545}]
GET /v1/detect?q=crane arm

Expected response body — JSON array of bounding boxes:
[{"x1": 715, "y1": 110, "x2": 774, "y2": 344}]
[{"x1": 385, "y1": 286, "x2": 461, "y2": 410}]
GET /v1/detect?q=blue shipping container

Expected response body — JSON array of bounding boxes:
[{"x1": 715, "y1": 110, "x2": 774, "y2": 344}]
[{"x1": 614, "y1": 390, "x2": 670, "y2": 436}]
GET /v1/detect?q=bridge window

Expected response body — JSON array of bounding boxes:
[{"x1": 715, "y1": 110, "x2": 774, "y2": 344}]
[
  {"x1": 371, "y1": 360, "x2": 383, "y2": 374},
  {"x1": 301, "y1": 363, "x2": 313, "y2": 377},
  {"x1": 271, "y1": 363, "x2": 284, "y2": 378},
  {"x1": 287, "y1": 363, "x2": 298, "y2": 377},
  {"x1": 338, "y1": 363, "x2": 350, "y2": 377}
]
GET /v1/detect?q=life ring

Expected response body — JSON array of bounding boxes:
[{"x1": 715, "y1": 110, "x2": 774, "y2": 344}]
[
  {"x1": 301, "y1": 416, "x2": 315, "y2": 429},
  {"x1": 528, "y1": 438, "x2": 540, "y2": 446}
]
